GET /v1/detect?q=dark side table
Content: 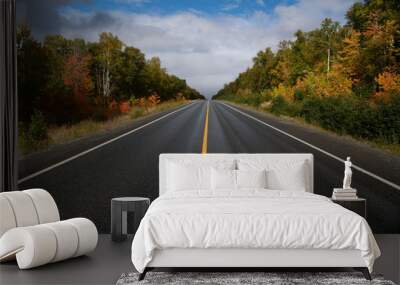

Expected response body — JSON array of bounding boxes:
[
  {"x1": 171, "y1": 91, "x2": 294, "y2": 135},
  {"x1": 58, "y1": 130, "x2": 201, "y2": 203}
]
[
  {"x1": 111, "y1": 197, "x2": 150, "y2": 242},
  {"x1": 331, "y1": 197, "x2": 366, "y2": 219}
]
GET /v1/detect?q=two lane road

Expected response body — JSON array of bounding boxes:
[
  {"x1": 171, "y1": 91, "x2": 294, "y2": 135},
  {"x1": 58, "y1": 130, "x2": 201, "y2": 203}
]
[
  {"x1": 19, "y1": 100, "x2": 400, "y2": 233},
  {"x1": 19, "y1": 101, "x2": 207, "y2": 233}
]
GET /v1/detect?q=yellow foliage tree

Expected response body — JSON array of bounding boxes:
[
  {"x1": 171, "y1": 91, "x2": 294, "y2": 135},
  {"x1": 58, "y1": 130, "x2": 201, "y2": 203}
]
[
  {"x1": 270, "y1": 84, "x2": 294, "y2": 102},
  {"x1": 295, "y1": 67, "x2": 353, "y2": 98},
  {"x1": 338, "y1": 30, "x2": 361, "y2": 81},
  {"x1": 374, "y1": 70, "x2": 400, "y2": 103},
  {"x1": 237, "y1": 88, "x2": 252, "y2": 98}
]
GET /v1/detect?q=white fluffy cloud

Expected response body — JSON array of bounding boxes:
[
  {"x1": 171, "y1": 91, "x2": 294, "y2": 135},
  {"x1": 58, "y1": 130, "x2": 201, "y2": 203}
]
[{"x1": 60, "y1": 0, "x2": 356, "y2": 96}]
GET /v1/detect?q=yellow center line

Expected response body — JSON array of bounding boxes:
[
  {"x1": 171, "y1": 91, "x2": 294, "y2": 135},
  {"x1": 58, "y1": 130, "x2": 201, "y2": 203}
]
[{"x1": 201, "y1": 101, "x2": 210, "y2": 154}]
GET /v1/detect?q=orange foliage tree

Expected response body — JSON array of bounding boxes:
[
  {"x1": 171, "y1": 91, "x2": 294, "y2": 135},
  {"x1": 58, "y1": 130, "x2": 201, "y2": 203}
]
[
  {"x1": 373, "y1": 70, "x2": 400, "y2": 103},
  {"x1": 338, "y1": 30, "x2": 362, "y2": 82},
  {"x1": 295, "y1": 67, "x2": 353, "y2": 98},
  {"x1": 63, "y1": 54, "x2": 93, "y2": 117},
  {"x1": 147, "y1": 93, "x2": 160, "y2": 107},
  {"x1": 119, "y1": 101, "x2": 130, "y2": 113}
]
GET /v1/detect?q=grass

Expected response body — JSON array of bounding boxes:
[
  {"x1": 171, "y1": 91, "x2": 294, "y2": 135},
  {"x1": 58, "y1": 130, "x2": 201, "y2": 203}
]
[
  {"x1": 19, "y1": 100, "x2": 190, "y2": 156},
  {"x1": 221, "y1": 100, "x2": 400, "y2": 156}
]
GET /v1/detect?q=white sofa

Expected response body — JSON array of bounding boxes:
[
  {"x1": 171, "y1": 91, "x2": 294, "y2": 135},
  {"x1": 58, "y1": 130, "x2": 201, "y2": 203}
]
[{"x1": 0, "y1": 189, "x2": 98, "y2": 269}]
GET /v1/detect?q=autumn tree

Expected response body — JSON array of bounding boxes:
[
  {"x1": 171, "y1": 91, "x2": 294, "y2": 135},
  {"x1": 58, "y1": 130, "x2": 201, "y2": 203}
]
[
  {"x1": 338, "y1": 30, "x2": 362, "y2": 81},
  {"x1": 213, "y1": 0, "x2": 400, "y2": 145},
  {"x1": 374, "y1": 70, "x2": 400, "y2": 103},
  {"x1": 17, "y1": 27, "x2": 203, "y2": 130},
  {"x1": 63, "y1": 53, "x2": 93, "y2": 118}
]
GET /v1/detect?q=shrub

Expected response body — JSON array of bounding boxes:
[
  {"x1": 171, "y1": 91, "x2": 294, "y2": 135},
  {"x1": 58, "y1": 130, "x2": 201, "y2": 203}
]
[
  {"x1": 91, "y1": 105, "x2": 108, "y2": 122},
  {"x1": 28, "y1": 110, "x2": 48, "y2": 141},
  {"x1": 270, "y1": 84, "x2": 294, "y2": 102},
  {"x1": 148, "y1": 93, "x2": 161, "y2": 107},
  {"x1": 375, "y1": 96, "x2": 400, "y2": 144},
  {"x1": 130, "y1": 107, "x2": 145, "y2": 119},
  {"x1": 119, "y1": 101, "x2": 131, "y2": 113},
  {"x1": 233, "y1": 89, "x2": 265, "y2": 106},
  {"x1": 302, "y1": 96, "x2": 361, "y2": 134},
  {"x1": 270, "y1": 95, "x2": 287, "y2": 114},
  {"x1": 270, "y1": 95, "x2": 301, "y2": 117},
  {"x1": 294, "y1": 89, "x2": 304, "y2": 101},
  {"x1": 18, "y1": 110, "x2": 49, "y2": 154},
  {"x1": 107, "y1": 100, "x2": 120, "y2": 119},
  {"x1": 301, "y1": 95, "x2": 400, "y2": 144}
]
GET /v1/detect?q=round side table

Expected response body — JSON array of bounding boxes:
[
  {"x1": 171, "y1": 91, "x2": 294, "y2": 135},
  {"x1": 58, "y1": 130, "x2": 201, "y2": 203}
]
[{"x1": 111, "y1": 197, "x2": 150, "y2": 242}]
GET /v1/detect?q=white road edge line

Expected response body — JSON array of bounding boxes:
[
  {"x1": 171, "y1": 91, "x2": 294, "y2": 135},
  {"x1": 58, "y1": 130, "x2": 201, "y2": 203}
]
[
  {"x1": 221, "y1": 101, "x2": 400, "y2": 191},
  {"x1": 18, "y1": 102, "x2": 197, "y2": 184}
]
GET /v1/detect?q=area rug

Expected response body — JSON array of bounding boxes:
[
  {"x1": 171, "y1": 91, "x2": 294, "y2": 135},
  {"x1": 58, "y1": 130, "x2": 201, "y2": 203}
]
[{"x1": 116, "y1": 272, "x2": 396, "y2": 285}]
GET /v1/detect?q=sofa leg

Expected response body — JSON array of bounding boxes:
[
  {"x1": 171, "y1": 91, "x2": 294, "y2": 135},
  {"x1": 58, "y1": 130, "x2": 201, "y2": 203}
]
[
  {"x1": 138, "y1": 268, "x2": 148, "y2": 281},
  {"x1": 354, "y1": 267, "x2": 371, "y2": 280}
]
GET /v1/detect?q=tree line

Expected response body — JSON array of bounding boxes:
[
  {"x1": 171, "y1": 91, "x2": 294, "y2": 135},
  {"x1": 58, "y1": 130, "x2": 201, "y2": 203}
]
[
  {"x1": 213, "y1": 0, "x2": 400, "y2": 146},
  {"x1": 17, "y1": 27, "x2": 204, "y2": 128}
]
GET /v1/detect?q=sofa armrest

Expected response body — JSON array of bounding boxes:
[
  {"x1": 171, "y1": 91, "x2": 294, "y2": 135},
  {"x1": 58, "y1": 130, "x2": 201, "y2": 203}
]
[
  {"x1": 0, "y1": 226, "x2": 57, "y2": 268},
  {"x1": 0, "y1": 218, "x2": 98, "y2": 269}
]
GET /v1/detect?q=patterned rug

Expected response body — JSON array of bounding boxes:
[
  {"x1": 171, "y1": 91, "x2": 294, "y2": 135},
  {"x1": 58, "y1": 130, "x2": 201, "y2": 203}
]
[{"x1": 116, "y1": 272, "x2": 396, "y2": 285}]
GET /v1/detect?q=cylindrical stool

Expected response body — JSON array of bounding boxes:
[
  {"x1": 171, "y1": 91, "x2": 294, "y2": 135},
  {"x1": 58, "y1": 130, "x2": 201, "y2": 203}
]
[{"x1": 111, "y1": 197, "x2": 150, "y2": 242}]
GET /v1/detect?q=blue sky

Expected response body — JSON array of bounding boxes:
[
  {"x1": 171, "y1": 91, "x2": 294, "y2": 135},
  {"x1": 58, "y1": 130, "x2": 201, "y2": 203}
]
[
  {"x1": 67, "y1": 0, "x2": 296, "y2": 16},
  {"x1": 21, "y1": 0, "x2": 357, "y2": 96}
]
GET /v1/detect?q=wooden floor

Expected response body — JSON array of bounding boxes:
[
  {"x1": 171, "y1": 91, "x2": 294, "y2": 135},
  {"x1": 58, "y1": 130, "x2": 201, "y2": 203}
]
[{"x1": 0, "y1": 235, "x2": 399, "y2": 285}]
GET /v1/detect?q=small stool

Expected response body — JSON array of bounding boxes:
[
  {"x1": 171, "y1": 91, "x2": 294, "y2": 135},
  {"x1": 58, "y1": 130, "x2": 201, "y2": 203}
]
[{"x1": 111, "y1": 197, "x2": 150, "y2": 242}]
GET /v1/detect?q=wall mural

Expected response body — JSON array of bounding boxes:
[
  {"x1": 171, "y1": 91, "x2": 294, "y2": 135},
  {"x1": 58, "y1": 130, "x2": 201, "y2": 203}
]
[{"x1": 16, "y1": 0, "x2": 400, "y2": 234}]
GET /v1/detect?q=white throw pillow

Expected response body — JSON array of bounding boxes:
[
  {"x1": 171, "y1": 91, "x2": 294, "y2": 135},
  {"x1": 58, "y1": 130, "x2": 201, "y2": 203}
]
[
  {"x1": 211, "y1": 168, "x2": 236, "y2": 190},
  {"x1": 237, "y1": 159, "x2": 308, "y2": 191},
  {"x1": 168, "y1": 162, "x2": 211, "y2": 191},
  {"x1": 236, "y1": 169, "x2": 267, "y2": 189}
]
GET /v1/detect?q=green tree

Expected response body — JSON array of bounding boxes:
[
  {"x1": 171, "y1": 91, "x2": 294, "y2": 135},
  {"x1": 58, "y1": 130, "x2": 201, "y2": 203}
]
[
  {"x1": 94, "y1": 32, "x2": 123, "y2": 100},
  {"x1": 113, "y1": 46, "x2": 146, "y2": 100}
]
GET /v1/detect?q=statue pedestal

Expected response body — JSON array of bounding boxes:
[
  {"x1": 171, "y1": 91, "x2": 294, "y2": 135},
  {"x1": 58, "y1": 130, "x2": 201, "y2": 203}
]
[
  {"x1": 332, "y1": 188, "x2": 358, "y2": 200},
  {"x1": 333, "y1": 188, "x2": 357, "y2": 192}
]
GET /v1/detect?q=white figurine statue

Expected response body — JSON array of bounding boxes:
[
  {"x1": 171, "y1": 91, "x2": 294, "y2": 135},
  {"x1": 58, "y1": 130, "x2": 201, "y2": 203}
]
[{"x1": 342, "y1": 157, "x2": 352, "y2": 189}]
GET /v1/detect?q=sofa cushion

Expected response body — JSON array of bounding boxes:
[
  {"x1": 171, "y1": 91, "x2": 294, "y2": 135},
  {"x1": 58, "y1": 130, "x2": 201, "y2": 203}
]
[
  {"x1": 0, "y1": 196, "x2": 17, "y2": 237},
  {"x1": 1, "y1": 191, "x2": 39, "y2": 227},
  {"x1": 24, "y1": 189, "x2": 60, "y2": 224}
]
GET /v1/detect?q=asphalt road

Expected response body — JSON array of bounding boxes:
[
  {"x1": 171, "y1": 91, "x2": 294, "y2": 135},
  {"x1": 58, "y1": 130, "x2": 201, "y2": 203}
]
[
  {"x1": 19, "y1": 100, "x2": 400, "y2": 233},
  {"x1": 19, "y1": 102, "x2": 206, "y2": 233}
]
